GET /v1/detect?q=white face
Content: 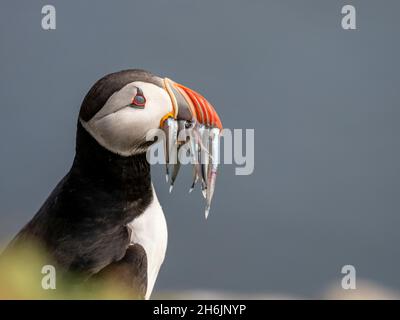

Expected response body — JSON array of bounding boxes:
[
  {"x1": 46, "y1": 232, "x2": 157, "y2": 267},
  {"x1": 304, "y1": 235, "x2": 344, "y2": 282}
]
[{"x1": 80, "y1": 81, "x2": 173, "y2": 156}]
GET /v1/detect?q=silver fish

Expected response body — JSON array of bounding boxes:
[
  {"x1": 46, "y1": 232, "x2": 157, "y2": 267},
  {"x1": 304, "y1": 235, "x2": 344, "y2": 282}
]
[
  {"x1": 188, "y1": 127, "x2": 202, "y2": 193},
  {"x1": 169, "y1": 156, "x2": 181, "y2": 193},
  {"x1": 161, "y1": 117, "x2": 175, "y2": 182},
  {"x1": 169, "y1": 120, "x2": 190, "y2": 192},
  {"x1": 197, "y1": 125, "x2": 209, "y2": 187},
  {"x1": 205, "y1": 128, "x2": 220, "y2": 219},
  {"x1": 166, "y1": 119, "x2": 178, "y2": 183}
]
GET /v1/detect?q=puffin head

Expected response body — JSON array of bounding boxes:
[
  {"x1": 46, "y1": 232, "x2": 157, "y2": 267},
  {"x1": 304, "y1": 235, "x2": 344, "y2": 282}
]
[
  {"x1": 78, "y1": 69, "x2": 222, "y2": 217},
  {"x1": 79, "y1": 69, "x2": 221, "y2": 156}
]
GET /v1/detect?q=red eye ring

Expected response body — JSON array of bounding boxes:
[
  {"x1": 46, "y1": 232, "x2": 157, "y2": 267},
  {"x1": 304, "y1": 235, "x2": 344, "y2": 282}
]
[
  {"x1": 131, "y1": 95, "x2": 146, "y2": 107},
  {"x1": 131, "y1": 88, "x2": 146, "y2": 107}
]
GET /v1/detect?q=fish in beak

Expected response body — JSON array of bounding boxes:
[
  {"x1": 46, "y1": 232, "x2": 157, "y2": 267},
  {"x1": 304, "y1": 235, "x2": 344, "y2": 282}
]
[{"x1": 161, "y1": 78, "x2": 222, "y2": 219}]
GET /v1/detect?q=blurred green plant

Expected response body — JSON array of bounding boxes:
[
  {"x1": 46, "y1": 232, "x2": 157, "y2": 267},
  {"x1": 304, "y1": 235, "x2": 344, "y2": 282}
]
[{"x1": 0, "y1": 242, "x2": 136, "y2": 300}]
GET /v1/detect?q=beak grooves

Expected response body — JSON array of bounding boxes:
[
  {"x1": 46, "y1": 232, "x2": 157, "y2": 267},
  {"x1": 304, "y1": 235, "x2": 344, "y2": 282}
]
[{"x1": 175, "y1": 83, "x2": 222, "y2": 129}]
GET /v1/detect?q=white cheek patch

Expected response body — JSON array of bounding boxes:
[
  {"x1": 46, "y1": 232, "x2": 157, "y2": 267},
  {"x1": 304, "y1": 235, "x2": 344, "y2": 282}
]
[{"x1": 81, "y1": 81, "x2": 173, "y2": 156}]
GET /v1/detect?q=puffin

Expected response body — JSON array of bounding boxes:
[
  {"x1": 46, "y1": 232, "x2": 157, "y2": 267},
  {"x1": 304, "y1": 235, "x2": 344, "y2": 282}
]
[{"x1": 2, "y1": 69, "x2": 222, "y2": 299}]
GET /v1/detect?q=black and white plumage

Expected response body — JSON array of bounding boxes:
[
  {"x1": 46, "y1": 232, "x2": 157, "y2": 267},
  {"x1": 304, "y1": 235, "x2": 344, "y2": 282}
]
[{"x1": 3, "y1": 69, "x2": 222, "y2": 299}]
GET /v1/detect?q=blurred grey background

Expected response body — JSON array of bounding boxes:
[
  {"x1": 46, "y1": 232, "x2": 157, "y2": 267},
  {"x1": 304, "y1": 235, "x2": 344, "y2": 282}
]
[{"x1": 1, "y1": 0, "x2": 399, "y2": 297}]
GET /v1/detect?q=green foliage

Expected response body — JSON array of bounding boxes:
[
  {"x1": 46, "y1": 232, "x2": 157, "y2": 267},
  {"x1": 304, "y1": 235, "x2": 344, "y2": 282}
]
[{"x1": 0, "y1": 243, "x2": 135, "y2": 300}]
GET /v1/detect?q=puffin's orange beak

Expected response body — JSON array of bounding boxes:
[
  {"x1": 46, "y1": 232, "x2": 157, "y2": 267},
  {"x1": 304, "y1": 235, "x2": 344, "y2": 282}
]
[
  {"x1": 162, "y1": 78, "x2": 222, "y2": 129},
  {"x1": 161, "y1": 77, "x2": 222, "y2": 219}
]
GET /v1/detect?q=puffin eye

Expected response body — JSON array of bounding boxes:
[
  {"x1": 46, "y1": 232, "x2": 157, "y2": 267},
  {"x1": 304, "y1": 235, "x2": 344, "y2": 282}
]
[{"x1": 131, "y1": 88, "x2": 146, "y2": 107}]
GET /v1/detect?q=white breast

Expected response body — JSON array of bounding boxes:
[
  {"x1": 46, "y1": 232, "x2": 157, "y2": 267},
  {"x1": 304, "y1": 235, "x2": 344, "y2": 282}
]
[{"x1": 127, "y1": 186, "x2": 168, "y2": 299}]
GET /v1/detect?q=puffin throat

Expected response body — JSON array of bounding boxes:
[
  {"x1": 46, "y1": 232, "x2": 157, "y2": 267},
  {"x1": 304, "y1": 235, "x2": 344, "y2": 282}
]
[{"x1": 73, "y1": 122, "x2": 152, "y2": 192}]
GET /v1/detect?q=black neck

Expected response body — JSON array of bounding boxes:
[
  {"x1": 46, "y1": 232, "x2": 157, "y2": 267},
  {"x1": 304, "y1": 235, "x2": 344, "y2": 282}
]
[{"x1": 72, "y1": 122, "x2": 151, "y2": 194}]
